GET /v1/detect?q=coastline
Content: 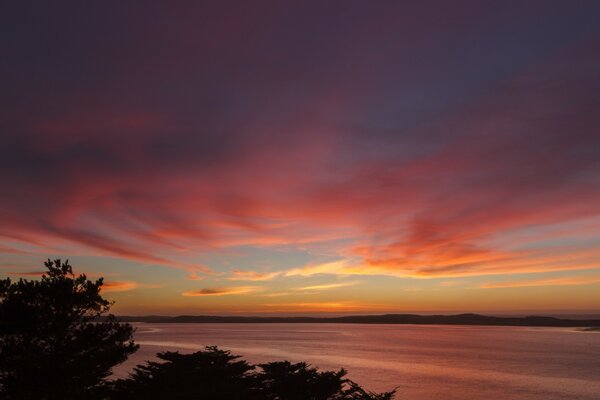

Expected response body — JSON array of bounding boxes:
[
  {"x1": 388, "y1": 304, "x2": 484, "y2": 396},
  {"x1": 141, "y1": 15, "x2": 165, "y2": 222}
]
[{"x1": 113, "y1": 313, "x2": 600, "y2": 328}]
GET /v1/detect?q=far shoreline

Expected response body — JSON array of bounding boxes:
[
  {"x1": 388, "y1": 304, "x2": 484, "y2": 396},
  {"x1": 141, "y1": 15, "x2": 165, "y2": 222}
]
[{"x1": 113, "y1": 313, "x2": 600, "y2": 328}]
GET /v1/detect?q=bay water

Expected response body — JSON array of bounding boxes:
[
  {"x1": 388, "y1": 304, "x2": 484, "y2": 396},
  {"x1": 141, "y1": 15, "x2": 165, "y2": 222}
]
[{"x1": 114, "y1": 323, "x2": 600, "y2": 399}]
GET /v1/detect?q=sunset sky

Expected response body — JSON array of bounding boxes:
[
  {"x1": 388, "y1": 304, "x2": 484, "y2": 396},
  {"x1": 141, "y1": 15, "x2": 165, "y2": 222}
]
[{"x1": 2, "y1": 1, "x2": 600, "y2": 315}]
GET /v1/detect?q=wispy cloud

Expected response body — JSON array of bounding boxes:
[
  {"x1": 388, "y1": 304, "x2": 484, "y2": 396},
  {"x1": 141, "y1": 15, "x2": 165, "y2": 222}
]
[
  {"x1": 403, "y1": 287, "x2": 423, "y2": 292},
  {"x1": 437, "y1": 280, "x2": 466, "y2": 287},
  {"x1": 295, "y1": 281, "x2": 359, "y2": 291},
  {"x1": 260, "y1": 292, "x2": 293, "y2": 297},
  {"x1": 140, "y1": 283, "x2": 163, "y2": 289},
  {"x1": 102, "y1": 281, "x2": 138, "y2": 292},
  {"x1": 228, "y1": 270, "x2": 281, "y2": 281},
  {"x1": 481, "y1": 276, "x2": 600, "y2": 289},
  {"x1": 186, "y1": 272, "x2": 205, "y2": 281},
  {"x1": 285, "y1": 260, "x2": 349, "y2": 277},
  {"x1": 263, "y1": 301, "x2": 387, "y2": 312},
  {"x1": 182, "y1": 286, "x2": 261, "y2": 297}
]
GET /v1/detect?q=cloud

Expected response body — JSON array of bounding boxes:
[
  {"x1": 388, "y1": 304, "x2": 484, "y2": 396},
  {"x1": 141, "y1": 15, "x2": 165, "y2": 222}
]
[
  {"x1": 182, "y1": 286, "x2": 261, "y2": 297},
  {"x1": 285, "y1": 260, "x2": 349, "y2": 277},
  {"x1": 186, "y1": 272, "x2": 205, "y2": 281},
  {"x1": 101, "y1": 281, "x2": 138, "y2": 292},
  {"x1": 228, "y1": 270, "x2": 281, "y2": 281},
  {"x1": 141, "y1": 284, "x2": 163, "y2": 289},
  {"x1": 263, "y1": 301, "x2": 387, "y2": 312},
  {"x1": 481, "y1": 276, "x2": 600, "y2": 289},
  {"x1": 295, "y1": 281, "x2": 359, "y2": 291},
  {"x1": 260, "y1": 292, "x2": 293, "y2": 297}
]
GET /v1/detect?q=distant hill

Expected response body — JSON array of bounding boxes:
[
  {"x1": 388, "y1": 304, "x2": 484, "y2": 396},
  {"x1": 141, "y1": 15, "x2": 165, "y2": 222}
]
[{"x1": 114, "y1": 313, "x2": 600, "y2": 327}]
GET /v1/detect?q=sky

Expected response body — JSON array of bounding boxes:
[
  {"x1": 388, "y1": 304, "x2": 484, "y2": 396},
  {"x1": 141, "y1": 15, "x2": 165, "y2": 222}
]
[{"x1": 1, "y1": 1, "x2": 600, "y2": 315}]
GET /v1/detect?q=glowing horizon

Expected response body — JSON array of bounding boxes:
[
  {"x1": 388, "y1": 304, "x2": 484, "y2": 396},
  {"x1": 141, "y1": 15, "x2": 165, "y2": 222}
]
[{"x1": 2, "y1": 2, "x2": 600, "y2": 315}]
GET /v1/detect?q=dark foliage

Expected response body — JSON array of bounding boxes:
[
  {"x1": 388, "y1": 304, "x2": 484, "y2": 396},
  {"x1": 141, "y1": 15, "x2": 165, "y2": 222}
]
[
  {"x1": 112, "y1": 346, "x2": 396, "y2": 400},
  {"x1": 112, "y1": 346, "x2": 255, "y2": 400},
  {"x1": 256, "y1": 361, "x2": 395, "y2": 400},
  {"x1": 256, "y1": 361, "x2": 347, "y2": 400},
  {"x1": 0, "y1": 259, "x2": 138, "y2": 399}
]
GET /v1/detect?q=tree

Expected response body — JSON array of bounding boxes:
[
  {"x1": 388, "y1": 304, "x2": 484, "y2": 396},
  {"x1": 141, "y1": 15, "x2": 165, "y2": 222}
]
[
  {"x1": 112, "y1": 346, "x2": 256, "y2": 400},
  {"x1": 112, "y1": 346, "x2": 395, "y2": 400},
  {"x1": 0, "y1": 259, "x2": 138, "y2": 399},
  {"x1": 256, "y1": 361, "x2": 347, "y2": 400},
  {"x1": 256, "y1": 361, "x2": 396, "y2": 400}
]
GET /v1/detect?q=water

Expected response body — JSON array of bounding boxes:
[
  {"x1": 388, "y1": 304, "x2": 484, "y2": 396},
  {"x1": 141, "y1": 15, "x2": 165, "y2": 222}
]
[{"x1": 115, "y1": 323, "x2": 600, "y2": 400}]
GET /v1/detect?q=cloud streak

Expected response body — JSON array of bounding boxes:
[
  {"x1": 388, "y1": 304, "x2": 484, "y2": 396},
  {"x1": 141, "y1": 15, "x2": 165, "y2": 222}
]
[
  {"x1": 182, "y1": 286, "x2": 262, "y2": 297},
  {"x1": 263, "y1": 301, "x2": 387, "y2": 312},
  {"x1": 295, "y1": 281, "x2": 359, "y2": 291},
  {"x1": 101, "y1": 281, "x2": 138, "y2": 292},
  {"x1": 228, "y1": 270, "x2": 281, "y2": 281},
  {"x1": 481, "y1": 276, "x2": 600, "y2": 289}
]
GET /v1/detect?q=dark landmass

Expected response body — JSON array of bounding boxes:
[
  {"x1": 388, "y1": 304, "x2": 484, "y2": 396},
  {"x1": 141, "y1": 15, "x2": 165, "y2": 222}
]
[{"x1": 114, "y1": 313, "x2": 600, "y2": 327}]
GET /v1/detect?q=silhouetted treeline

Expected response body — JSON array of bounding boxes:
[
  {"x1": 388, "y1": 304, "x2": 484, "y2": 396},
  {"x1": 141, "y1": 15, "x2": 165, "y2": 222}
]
[
  {"x1": 114, "y1": 313, "x2": 600, "y2": 327},
  {"x1": 110, "y1": 346, "x2": 395, "y2": 400},
  {"x1": 0, "y1": 260, "x2": 395, "y2": 399}
]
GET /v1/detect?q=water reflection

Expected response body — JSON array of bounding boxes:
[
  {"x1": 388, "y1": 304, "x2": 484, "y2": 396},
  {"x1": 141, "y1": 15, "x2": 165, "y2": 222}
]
[{"x1": 115, "y1": 324, "x2": 600, "y2": 400}]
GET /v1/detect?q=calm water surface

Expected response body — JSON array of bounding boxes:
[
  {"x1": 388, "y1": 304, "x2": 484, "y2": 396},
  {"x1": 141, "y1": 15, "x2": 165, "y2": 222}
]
[{"x1": 115, "y1": 323, "x2": 600, "y2": 399}]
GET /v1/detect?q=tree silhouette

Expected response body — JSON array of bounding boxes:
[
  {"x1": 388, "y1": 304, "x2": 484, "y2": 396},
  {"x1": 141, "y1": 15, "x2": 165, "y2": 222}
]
[
  {"x1": 257, "y1": 361, "x2": 347, "y2": 400},
  {"x1": 112, "y1": 346, "x2": 256, "y2": 400},
  {"x1": 256, "y1": 361, "x2": 395, "y2": 400},
  {"x1": 112, "y1": 346, "x2": 395, "y2": 400},
  {"x1": 0, "y1": 259, "x2": 138, "y2": 399}
]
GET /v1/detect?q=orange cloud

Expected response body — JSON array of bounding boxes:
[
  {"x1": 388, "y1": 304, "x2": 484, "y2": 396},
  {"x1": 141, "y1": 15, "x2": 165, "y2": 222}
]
[
  {"x1": 102, "y1": 281, "x2": 138, "y2": 292},
  {"x1": 263, "y1": 301, "x2": 387, "y2": 312},
  {"x1": 481, "y1": 275, "x2": 600, "y2": 289},
  {"x1": 350, "y1": 245, "x2": 600, "y2": 278},
  {"x1": 140, "y1": 284, "x2": 163, "y2": 289},
  {"x1": 295, "y1": 281, "x2": 359, "y2": 291},
  {"x1": 260, "y1": 292, "x2": 293, "y2": 297},
  {"x1": 182, "y1": 286, "x2": 261, "y2": 297},
  {"x1": 272, "y1": 239, "x2": 600, "y2": 283}
]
